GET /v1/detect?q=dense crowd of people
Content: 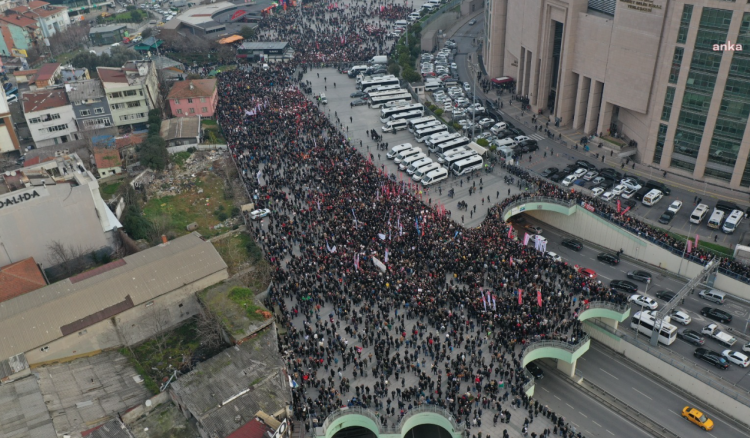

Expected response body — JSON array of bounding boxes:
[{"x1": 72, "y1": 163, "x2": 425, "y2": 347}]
[{"x1": 212, "y1": 2, "x2": 747, "y2": 438}]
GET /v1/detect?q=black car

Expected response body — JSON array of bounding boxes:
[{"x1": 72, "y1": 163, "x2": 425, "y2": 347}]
[
  {"x1": 526, "y1": 362, "x2": 544, "y2": 379},
  {"x1": 623, "y1": 199, "x2": 637, "y2": 209},
  {"x1": 678, "y1": 330, "x2": 704, "y2": 346},
  {"x1": 561, "y1": 239, "x2": 583, "y2": 251},
  {"x1": 508, "y1": 127, "x2": 525, "y2": 137},
  {"x1": 517, "y1": 140, "x2": 539, "y2": 152},
  {"x1": 495, "y1": 129, "x2": 515, "y2": 139},
  {"x1": 597, "y1": 252, "x2": 620, "y2": 265},
  {"x1": 561, "y1": 164, "x2": 578, "y2": 174},
  {"x1": 701, "y1": 307, "x2": 733, "y2": 324},
  {"x1": 599, "y1": 169, "x2": 623, "y2": 180},
  {"x1": 351, "y1": 99, "x2": 367, "y2": 107},
  {"x1": 694, "y1": 348, "x2": 729, "y2": 369},
  {"x1": 350, "y1": 91, "x2": 367, "y2": 98},
  {"x1": 655, "y1": 290, "x2": 677, "y2": 301},
  {"x1": 541, "y1": 167, "x2": 558, "y2": 178},
  {"x1": 549, "y1": 172, "x2": 565, "y2": 183},
  {"x1": 659, "y1": 211, "x2": 675, "y2": 224},
  {"x1": 575, "y1": 160, "x2": 596, "y2": 170},
  {"x1": 610, "y1": 279, "x2": 638, "y2": 294},
  {"x1": 627, "y1": 270, "x2": 652, "y2": 282}
]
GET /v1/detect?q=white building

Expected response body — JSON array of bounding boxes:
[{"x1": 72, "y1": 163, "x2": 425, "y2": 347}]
[
  {"x1": 98, "y1": 61, "x2": 161, "y2": 129},
  {"x1": 21, "y1": 88, "x2": 79, "y2": 147},
  {"x1": 6, "y1": 1, "x2": 70, "y2": 39}
]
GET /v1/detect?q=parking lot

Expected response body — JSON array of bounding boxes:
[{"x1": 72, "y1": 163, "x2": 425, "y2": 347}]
[{"x1": 305, "y1": 68, "x2": 534, "y2": 228}]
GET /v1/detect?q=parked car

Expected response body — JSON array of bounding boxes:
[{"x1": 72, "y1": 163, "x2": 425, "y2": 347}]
[
  {"x1": 351, "y1": 91, "x2": 367, "y2": 98},
  {"x1": 678, "y1": 329, "x2": 705, "y2": 346},
  {"x1": 468, "y1": 19, "x2": 477, "y2": 25},
  {"x1": 629, "y1": 294, "x2": 657, "y2": 310},
  {"x1": 541, "y1": 167, "x2": 558, "y2": 178},
  {"x1": 627, "y1": 270, "x2": 652, "y2": 282},
  {"x1": 351, "y1": 99, "x2": 367, "y2": 106},
  {"x1": 597, "y1": 252, "x2": 620, "y2": 265},
  {"x1": 655, "y1": 290, "x2": 677, "y2": 302},
  {"x1": 524, "y1": 224, "x2": 543, "y2": 234},
  {"x1": 701, "y1": 307, "x2": 732, "y2": 324},
  {"x1": 561, "y1": 239, "x2": 583, "y2": 251},
  {"x1": 601, "y1": 191, "x2": 615, "y2": 202},
  {"x1": 610, "y1": 279, "x2": 638, "y2": 294},
  {"x1": 575, "y1": 160, "x2": 596, "y2": 170},
  {"x1": 579, "y1": 268, "x2": 597, "y2": 279},
  {"x1": 694, "y1": 348, "x2": 729, "y2": 370},
  {"x1": 659, "y1": 210, "x2": 675, "y2": 224},
  {"x1": 668, "y1": 200, "x2": 683, "y2": 213},
  {"x1": 591, "y1": 187, "x2": 605, "y2": 197}
]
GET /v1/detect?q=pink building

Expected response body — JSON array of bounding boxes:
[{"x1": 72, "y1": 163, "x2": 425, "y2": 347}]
[{"x1": 167, "y1": 79, "x2": 218, "y2": 118}]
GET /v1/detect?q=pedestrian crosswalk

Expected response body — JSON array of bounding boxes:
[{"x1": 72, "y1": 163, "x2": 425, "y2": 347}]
[{"x1": 527, "y1": 133, "x2": 546, "y2": 140}]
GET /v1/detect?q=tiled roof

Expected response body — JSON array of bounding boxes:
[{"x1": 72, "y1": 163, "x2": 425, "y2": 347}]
[
  {"x1": 115, "y1": 134, "x2": 146, "y2": 149},
  {"x1": 167, "y1": 79, "x2": 216, "y2": 99},
  {"x1": 226, "y1": 418, "x2": 273, "y2": 438},
  {"x1": 0, "y1": 15, "x2": 39, "y2": 30},
  {"x1": 35, "y1": 62, "x2": 60, "y2": 82},
  {"x1": 160, "y1": 116, "x2": 200, "y2": 140},
  {"x1": 13, "y1": 69, "x2": 38, "y2": 77},
  {"x1": 93, "y1": 148, "x2": 122, "y2": 169},
  {"x1": 0, "y1": 258, "x2": 46, "y2": 303},
  {"x1": 97, "y1": 67, "x2": 128, "y2": 85},
  {"x1": 21, "y1": 88, "x2": 70, "y2": 113}
]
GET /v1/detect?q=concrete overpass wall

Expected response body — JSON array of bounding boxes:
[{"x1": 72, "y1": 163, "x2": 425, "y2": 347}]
[
  {"x1": 524, "y1": 205, "x2": 750, "y2": 300},
  {"x1": 583, "y1": 322, "x2": 750, "y2": 428}
]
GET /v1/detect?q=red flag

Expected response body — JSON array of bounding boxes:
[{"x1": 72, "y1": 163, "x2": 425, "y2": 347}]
[
  {"x1": 537, "y1": 289, "x2": 542, "y2": 307},
  {"x1": 518, "y1": 289, "x2": 523, "y2": 305},
  {"x1": 687, "y1": 239, "x2": 693, "y2": 253},
  {"x1": 621, "y1": 206, "x2": 631, "y2": 215},
  {"x1": 617, "y1": 199, "x2": 621, "y2": 213},
  {"x1": 507, "y1": 225, "x2": 513, "y2": 239},
  {"x1": 695, "y1": 234, "x2": 700, "y2": 247}
]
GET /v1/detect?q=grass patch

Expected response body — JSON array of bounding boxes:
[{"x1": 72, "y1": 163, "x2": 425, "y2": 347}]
[
  {"x1": 228, "y1": 287, "x2": 269, "y2": 321},
  {"x1": 141, "y1": 171, "x2": 236, "y2": 238},
  {"x1": 201, "y1": 119, "x2": 218, "y2": 127},
  {"x1": 601, "y1": 136, "x2": 626, "y2": 147},
  {"x1": 120, "y1": 319, "x2": 226, "y2": 394},
  {"x1": 171, "y1": 151, "x2": 192, "y2": 168},
  {"x1": 212, "y1": 232, "x2": 266, "y2": 274},
  {"x1": 100, "y1": 181, "x2": 122, "y2": 196}
]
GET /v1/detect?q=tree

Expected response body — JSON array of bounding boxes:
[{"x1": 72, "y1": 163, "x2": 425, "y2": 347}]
[
  {"x1": 387, "y1": 63, "x2": 400, "y2": 76},
  {"x1": 71, "y1": 46, "x2": 138, "y2": 79},
  {"x1": 239, "y1": 26, "x2": 255, "y2": 39},
  {"x1": 141, "y1": 28, "x2": 154, "y2": 39},
  {"x1": 195, "y1": 304, "x2": 226, "y2": 350},
  {"x1": 47, "y1": 240, "x2": 91, "y2": 278},
  {"x1": 402, "y1": 67, "x2": 422, "y2": 83},
  {"x1": 139, "y1": 136, "x2": 168, "y2": 170},
  {"x1": 49, "y1": 23, "x2": 91, "y2": 56},
  {"x1": 476, "y1": 138, "x2": 490, "y2": 147}
]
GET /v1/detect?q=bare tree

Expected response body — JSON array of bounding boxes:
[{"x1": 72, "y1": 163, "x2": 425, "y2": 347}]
[
  {"x1": 50, "y1": 23, "x2": 92, "y2": 57},
  {"x1": 47, "y1": 240, "x2": 91, "y2": 277},
  {"x1": 195, "y1": 305, "x2": 225, "y2": 349},
  {"x1": 145, "y1": 307, "x2": 173, "y2": 356},
  {"x1": 148, "y1": 214, "x2": 173, "y2": 243}
]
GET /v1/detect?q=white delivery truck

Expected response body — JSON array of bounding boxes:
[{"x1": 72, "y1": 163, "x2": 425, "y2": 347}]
[
  {"x1": 369, "y1": 56, "x2": 388, "y2": 65},
  {"x1": 701, "y1": 324, "x2": 737, "y2": 347}
]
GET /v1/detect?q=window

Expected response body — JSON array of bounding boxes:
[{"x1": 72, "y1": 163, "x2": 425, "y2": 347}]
[
  {"x1": 28, "y1": 117, "x2": 42, "y2": 124},
  {"x1": 174, "y1": 99, "x2": 180, "y2": 104},
  {"x1": 110, "y1": 92, "x2": 122, "y2": 99},
  {"x1": 187, "y1": 98, "x2": 193, "y2": 104},
  {"x1": 189, "y1": 108, "x2": 195, "y2": 114},
  {"x1": 50, "y1": 113, "x2": 60, "y2": 120},
  {"x1": 669, "y1": 47, "x2": 684, "y2": 83},
  {"x1": 661, "y1": 87, "x2": 676, "y2": 121},
  {"x1": 94, "y1": 107, "x2": 104, "y2": 114},
  {"x1": 177, "y1": 109, "x2": 183, "y2": 114},
  {"x1": 200, "y1": 97, "x2": 206, "y2": 103},
  {"x1": 41, "y1": 124, "x2": 68, "y2": 133},
  {"x1": 80, "y1": 109, "x2": 91, "y2": 116},
  {"x1": 41, "y1": 346, "x2": 49, "y2": 352},
  {"x1": 653, "y1": 124, "x2": 668, "y2": 163},
  {"x1": 118, "y1": 113, "x2": 146, "y2": 121},
  {"x1": 202, "y1": 107, "x2": 208, "y2": 113},
  {"x1": 83, "y1": 117, "x2": 113, "y2": 128},
  {"x1": 677, "y1": 5, "x2": 694, "y2": 44},
  {"x1": 126, "y1": 101, "x2": 142, "y2": 108}
]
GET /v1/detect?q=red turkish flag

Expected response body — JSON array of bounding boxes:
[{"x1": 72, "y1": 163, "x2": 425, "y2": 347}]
[
  {"x1": 537, "y1": 289, "x2": 542, "y2": 307},
  {"x1": 518, "y1": 289, "x2": 523, "y2": 305}
]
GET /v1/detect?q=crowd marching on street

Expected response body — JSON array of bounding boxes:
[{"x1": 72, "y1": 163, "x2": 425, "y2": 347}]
[{"x1": 213, "y1": 1, "x2": 749, "y2": 438}]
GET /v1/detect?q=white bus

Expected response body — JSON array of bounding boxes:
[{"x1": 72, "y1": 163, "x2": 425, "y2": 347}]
[
  {"x1": 426, "y1": 132, "x2": 461, "y2": 149},
  {"x1": 370, "y1": 92, "x2": 413, "y2": 109},
  {"x1": 380, "y1": 103, "x2": 425, "y2": 123},
  {"x1": 390, "y1": 110, "x2": 426, "y2": 123},
  {"x1": 413, "y1": 121, "x2": 442, "y2": 132},
  {"x1": 415, "y1": 125, "x2": 449, "y2": 143},
  {"x1": 451, "y1": 155, "x2": 484, "y2": 176},
  {"x1": 360, "y1": 76, "x2": 400, "y2": 92},
  {"x1": 435, "y1": 137, "x2": 471, "y2": 157},
  {"x1": 441, "y1": 150, "x2": 476, "y2": 167},
  {"x1": 438, "y1": 146, "x2": 470, "y2": 162},
  {"x1": 370, "y1": 84, "x2": 403, "y2": 94},
  {"x1": 630, "y1": 311, "x2": 677, "y2": 345},
  {"x1": 407, "y1": 116, "x2": 437, "y2": 132},
  {"x1": 367, "y1": 88, "x2": 407, "y2": 100}
]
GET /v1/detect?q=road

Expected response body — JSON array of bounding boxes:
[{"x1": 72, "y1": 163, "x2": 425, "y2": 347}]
[
  {"x1": 577, "y1": 343, "x2": 750, "y2": 438},
  {"x1": 445, "y1": 18, "x2": 750, "y2": 250}
]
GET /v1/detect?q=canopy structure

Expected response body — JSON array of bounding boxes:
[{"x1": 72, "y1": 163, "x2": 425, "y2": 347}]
[{"x1": 219, "y1": 35, "x2": 244, "y2": 44}]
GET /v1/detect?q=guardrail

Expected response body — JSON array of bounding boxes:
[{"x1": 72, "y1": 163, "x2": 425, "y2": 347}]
[
  {"x1": 522, "y1": 334, "x2": 591, "y2": 356},
  {"x1": 584, "y1": 300, "x2": 631, "y2": 314},
  {"x1": 319, "y1": 404, "x2": 464, "y2": 436},
  {"x1": 501, "y1": 196, "x2": 575, "y2": 217},
  {"x1": 585, "y1": 319, "x2": 750, "y2": 406},
  {"x1": 418, "y1": 0, "x2": 463, "y2": 28}
]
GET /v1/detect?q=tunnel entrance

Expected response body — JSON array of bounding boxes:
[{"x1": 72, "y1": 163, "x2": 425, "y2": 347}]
[
  {"x1": 403, "y1": 424, "x2": 453, "y2": 438},
  {"x1": 331, "y1": 427, "x2": 377, "y2": 438}
]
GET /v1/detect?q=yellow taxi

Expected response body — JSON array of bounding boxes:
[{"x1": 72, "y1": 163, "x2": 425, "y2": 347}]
[{"x1": 682, "y1": 406, "x2": 714, "y2": 431}]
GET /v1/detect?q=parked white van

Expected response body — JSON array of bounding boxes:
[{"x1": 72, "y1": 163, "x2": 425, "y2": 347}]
[
  {"x1": 382, "y1": 119, "x2": 409, "y2": 133},
  {"x1": 689, "y1": 204, "x2": 710, "y2": 224},
  {"x1": 421, "y1": 167, "x2": 448, "y2": 186},
  {"x1": 707, "y1": 209, "x2": 725, "y2": 229},
  {"x1": 412, "y1": 162, "x2": 441, "y2": 181},
  {"x1": 493, "y1": 137, "x2": 517, "y2": 149},
  {"x1": 399, "y1": 152, "x2": 427, "y2": 170},
  {"x1": 407, "y1": 157, "x2": 434, "y2": 175},
  {"x1": 641, "y1": 189, "x2": 663, "y2": 207},
  {"x1": 394, "y1": 147, "x2": 422, "y2": 164},
  {"x1": 395, "y1": 19, "x2": 409, "y2": 27},
  {"x1": 387, "y1": 143, "x2": 414, "y2": 159},
  {"x1": 722, "y1": 209, "x2": 744, "y2": 234}
]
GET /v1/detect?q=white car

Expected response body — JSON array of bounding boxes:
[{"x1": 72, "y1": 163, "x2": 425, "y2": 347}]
[
  {"x1": 621, "y1": 187, "x2": 637, "y2": 199},
  {"x1": 743, "y1": 343, "x2": 750, "y2": 353},
  {"x1": 111, "y1": 42, "x2": 121, "y2": 47},
  {"x1": 478, "y1": 118, "x2": 494, "y2": 128},
  {"x1": 249, "y1": 208, "x2": 271, "y2": 220},
  {"x1": 572, "y1": 168, "x2": 587, "y2": 178},
  {"x1": 722, "y1": 350, "x2": 750, "y2": 367},
  {"x1": 514, "y1": 135, "x2": 531, "y2": 143},
  {"x1": 668, "y1": 200, "x2": 683, "y2": 213},
  {"x1": 670, "y1": 310, "x2": 691, "y2": 325},
  {"x1": 601, "y1": 191, "x2": 615, "y2": 202},
  {"x1": 620, "y1": 178, "x2": 642, "y2": 191},
  {"x1": 612, "y1": 184, "x2": 626, "y2": 195},
  {"x1": 591, "y1": 187, "x2": 605, "y2": 197},
  {"x1": 583, "y1": 170, "x2": 599, "y2": 181},
  {"x1": 629, "y1": 294, "x2": 658, "y2": 310},
  {"x1": 463, "y1": 82, "x2": 471, "y2": 91},
  {"x1": 544, "y1": 251, "x2": 562, "y2": 262},
  {"x1": 562, "y1": 175, "x2": 576, "y2": 187}
]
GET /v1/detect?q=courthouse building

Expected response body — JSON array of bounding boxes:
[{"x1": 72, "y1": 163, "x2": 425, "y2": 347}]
[{"x1": 483, "y1": 0, "x2": 750, "y2": 188}]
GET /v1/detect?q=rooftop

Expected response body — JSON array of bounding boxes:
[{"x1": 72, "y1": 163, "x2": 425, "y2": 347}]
[
  {"x1": 13, "y1": 68, "x2": 38, "y2": 77},
  {"x1": 66, "y1": 79, "x2": 106, "y2": 103},
  {"x1": 35, "y1": 62, "x2": 60, "y2": 82},
  {"x1": 238, "y1": 42, "x2": 289, "y2": 50},
  {"x1": 0, "y1": 14, "x2": 39, "y2": 30},
  {"x1": 226, "y1": 418, "x2": 273, "y2": 438},
  {"x1": 0, "y1": 232, "x2": 227, "y2": 361},
  {"x1": 0, "y1": 257, "x2": 47, "y2": 303},
  {"x1": 21, "y1": 88, "x2": 70, "y2": 113},
  {"x1": 115, "y1": 133, "x2": 147, "y2": 149},
  {"x1": 167, "y1": 79, "x2": 216, "y2": 99},
  {"x1": 94, "y1": 147, "x2": 122, "y2": 169},
  {"x1": 97, "y1": 66, "x2": 129, "y2": 85},
  {"x1": 0, "y1": 376, "x2": 56, "y2": 438},
  {"x1": 170, "y1": 324, "x2": 290, "y2": 438},
  {"x1": 176, "y1": 2, "x2": 235, "y2": 26},
  {"x1": 89, "y1": 23, "x2": 128, "y2": 34},
  {"x1": 61, "y1": 66, "x2": 90, "y2": 83},
  {"x1": 83, "y1": 419, "x2": 135, "y2": 438},
  {"x1": 160, "y1": 116, "x2": 200, "y2": 140}
]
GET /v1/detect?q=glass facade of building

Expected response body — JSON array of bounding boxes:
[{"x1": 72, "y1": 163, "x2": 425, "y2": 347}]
[
  {"x1": 670, "y1": 7, "x2": 733, "y2": 172},
  {"x1": 677, "y1": 5, "x2": 694, "y2": 44}
]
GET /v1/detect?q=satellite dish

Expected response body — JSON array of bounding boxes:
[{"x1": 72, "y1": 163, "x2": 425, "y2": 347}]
[{"x1": 145, "y1": 400, "x2": 152, "y2": 407}]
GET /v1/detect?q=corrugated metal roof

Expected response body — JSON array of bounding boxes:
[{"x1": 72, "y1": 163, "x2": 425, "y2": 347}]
[{"x1": 0, "y1": 233, "x2": 227, "y2": 361}]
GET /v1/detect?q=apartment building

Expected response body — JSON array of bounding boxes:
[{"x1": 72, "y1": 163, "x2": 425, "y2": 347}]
[
  {"x1": 97, "y1": 60, "x2": 160, "y2": 130},
  {"x1": 21, "y1": 88, "x2": 79, "y2": 147},
  {"x1": 65, "y1": 79, "x2": 116, "y2": 142},
  {"x1": 167, "y1": 79, "x2": 218, "y2": 118},
  {"x1": 6, "y1": 1, "x2": 70, "y2": 39}
]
